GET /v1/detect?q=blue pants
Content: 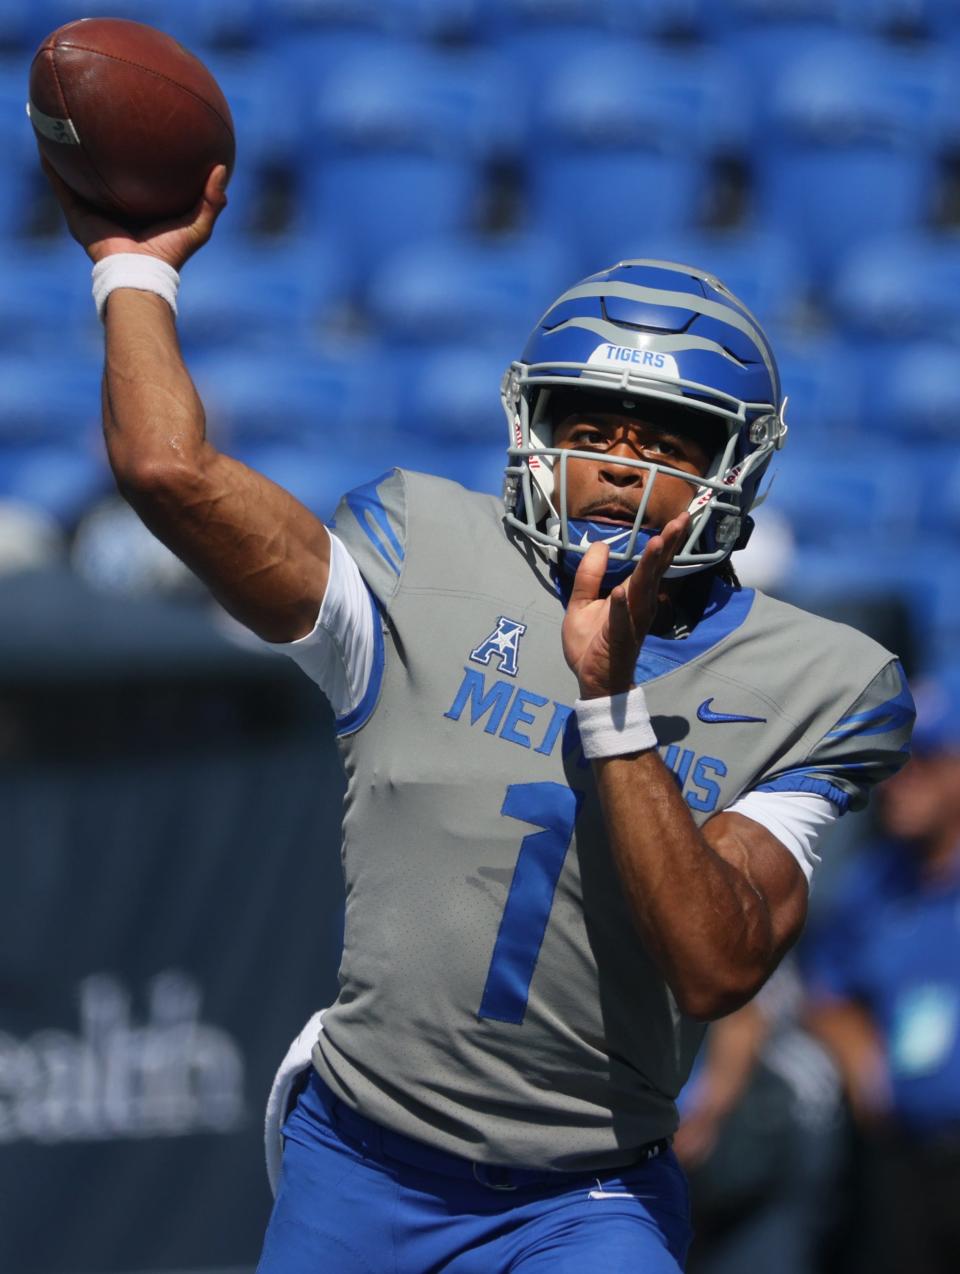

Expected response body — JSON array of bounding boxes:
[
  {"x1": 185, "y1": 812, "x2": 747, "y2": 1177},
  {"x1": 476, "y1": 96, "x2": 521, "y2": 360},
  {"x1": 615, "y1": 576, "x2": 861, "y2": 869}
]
[{"x1": 257, "y1": 1071, "x2": 692, "y2": 1273}]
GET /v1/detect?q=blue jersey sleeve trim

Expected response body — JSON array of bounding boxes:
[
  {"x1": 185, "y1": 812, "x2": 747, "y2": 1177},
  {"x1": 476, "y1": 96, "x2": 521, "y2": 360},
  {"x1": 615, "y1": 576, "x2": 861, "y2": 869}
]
[
  {"x1": 825, "y1": 665, "x2": 915, "y2": 742},
  {"x1": 335, "y1": 589, "x2": 385, "y2": 737},
  {"x1": 344, "y1": 472, "x2": 404, "y2": 577},
  {"x1": 755, "y1": 770, "x2": 852, "y2": 813}
]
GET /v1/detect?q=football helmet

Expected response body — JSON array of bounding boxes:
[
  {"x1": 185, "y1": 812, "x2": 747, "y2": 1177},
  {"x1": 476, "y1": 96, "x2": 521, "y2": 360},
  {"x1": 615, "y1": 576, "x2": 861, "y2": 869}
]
[{"x1": 501, "y1": 259, "x2": 787, "y2": 578}]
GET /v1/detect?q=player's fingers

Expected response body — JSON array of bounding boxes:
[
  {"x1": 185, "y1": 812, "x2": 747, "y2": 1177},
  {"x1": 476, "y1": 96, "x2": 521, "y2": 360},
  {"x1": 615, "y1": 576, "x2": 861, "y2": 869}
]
[
  {"x1": 608, "y1": 583, "x2": 638, "y2": 653},
  {"x1": 193, "y1": 165, "x2": 228, "y2": 230},
  {"x1": 567, "y1": 541, "x2": 609, "y2": 611},
  {"x1": 659, "y1": 512, "x2": 691, "y2": 571},
  {"x1": 203, "y1": 163, "x2": 229, "y2": 209},
  {"x1": 625, "y1": 534, "x2": 665, "y2": 622}
]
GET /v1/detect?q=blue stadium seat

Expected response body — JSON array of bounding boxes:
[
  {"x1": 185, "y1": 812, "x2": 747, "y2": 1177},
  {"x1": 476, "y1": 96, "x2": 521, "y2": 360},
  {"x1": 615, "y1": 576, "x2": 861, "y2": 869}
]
[
  {"x1": 769, "y1": 332, "x2": 866, "y2": 458},
  {"x1": 0, "y1": 242, "x2": 97, "y2": 352},
  {"x1": 390, "y1": 344, "x2": 511, "y2": 444},
  {"x1": 702, "y1": 0, "x2": 934, "y2": 36},
  {"x1": 368, "y1": 233, "x2": 576, "y2": 348},
  {"x1": 35, "y1": 0, "x2": 265, "y2": 49},
  {"x1": 766, "y1": 445, "x2": 918, "y2": 550},
  {"x1": 527, "y1": 44, "x2": 749, "y2": 272},
  {"x1": 488, "y1": 0, "x2": 704, "y2": 40},
  {"x1": 0, "y1": 355, "x2": 102, "y2": 445},
  {"x1": 266, "y1": 0, "x2": 484, "y2": 47},
  {"x1": 34, "y1": 1, "x2": 170, "y2": 36},
  {"x1": 393, "y1": 0, "x2": 482, "y2": 40},
  {"x1": 269, "y1": 0, "x2": 390, "y2": 31},
  {"x1": 191, "y1": 343, "x2": 399, "y2": 452},
  {"x1": 198, "y1": 51, "x2": 301, "y2": 236},
  {"x1": 177, "y1": 236, "x2": 351, "y2": 352},
  {"x1": 636, "y1": 231, "x2": 810, "y2": 333},
  {"x1": 0, "y1": 60, "x2": 49, "y2": 237},
  {"x1": 0, "y1": 444, "x2": 108, "y2": 529},
  {"x1": 0, "y1": 1, "x2": 49, "y2": 50},
  {"x1": 754, "y1": 38, "x2": 960, "y2": 278},
  {"x1": 830, "y1": 232, "x2": 960, "y2": 342},
  {"x1": 297, "y1": 46, "x2": 517, "y2": 281},
  {"x1": 864, "y1": 346, "x2": 960, "y2": 445},
  {"x1": 915, "y1": 444, "x2": 960, "y2": 534}
]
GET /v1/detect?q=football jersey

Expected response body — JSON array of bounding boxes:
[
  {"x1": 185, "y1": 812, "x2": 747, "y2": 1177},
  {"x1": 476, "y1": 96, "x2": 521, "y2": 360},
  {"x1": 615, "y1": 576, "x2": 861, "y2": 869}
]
[{"x1": 306, "y1": 468, "x2": 912, "y2": 1171}]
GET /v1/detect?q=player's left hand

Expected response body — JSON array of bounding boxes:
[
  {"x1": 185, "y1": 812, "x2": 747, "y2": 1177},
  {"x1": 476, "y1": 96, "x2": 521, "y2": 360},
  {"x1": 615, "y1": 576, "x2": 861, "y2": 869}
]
[{"x1": 562, "y1": 512, "x2": 690, "y2": 700}]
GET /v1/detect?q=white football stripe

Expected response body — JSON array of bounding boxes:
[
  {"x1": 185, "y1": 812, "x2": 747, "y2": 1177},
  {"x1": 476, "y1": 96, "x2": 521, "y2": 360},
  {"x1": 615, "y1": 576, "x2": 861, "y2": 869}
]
[{"x1": 26, "y1": 100, "x2": 81, "y2": 145}]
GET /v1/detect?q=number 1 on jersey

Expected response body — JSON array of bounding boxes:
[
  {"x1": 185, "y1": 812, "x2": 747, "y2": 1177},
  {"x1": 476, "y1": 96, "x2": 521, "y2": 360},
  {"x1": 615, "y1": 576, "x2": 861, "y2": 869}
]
[{"x1": 478, "y1": 781, "x2": 582, "y2": 1025}]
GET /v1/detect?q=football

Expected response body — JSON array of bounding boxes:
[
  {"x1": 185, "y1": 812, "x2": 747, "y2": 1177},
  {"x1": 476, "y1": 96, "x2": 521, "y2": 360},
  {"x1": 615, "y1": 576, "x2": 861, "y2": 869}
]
[{"x1": 28, "y1": 17, "x2": 235, "y2": 223}]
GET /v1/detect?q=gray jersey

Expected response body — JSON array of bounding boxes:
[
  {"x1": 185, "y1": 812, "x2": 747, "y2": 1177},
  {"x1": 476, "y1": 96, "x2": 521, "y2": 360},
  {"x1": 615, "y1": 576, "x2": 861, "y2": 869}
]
[{"x1": 309, "y1": 469, "x2": 912, "y2": 1171}]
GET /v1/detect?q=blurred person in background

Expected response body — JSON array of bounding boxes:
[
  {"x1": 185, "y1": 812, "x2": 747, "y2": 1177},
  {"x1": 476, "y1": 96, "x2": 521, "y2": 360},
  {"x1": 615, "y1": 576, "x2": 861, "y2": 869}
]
[
  {"x1": 678, "y1": 959, "x2": 843, "y2": 1274},
  {"x1": 804, "y1": 675, "x2": 960, "y2": 1274}
]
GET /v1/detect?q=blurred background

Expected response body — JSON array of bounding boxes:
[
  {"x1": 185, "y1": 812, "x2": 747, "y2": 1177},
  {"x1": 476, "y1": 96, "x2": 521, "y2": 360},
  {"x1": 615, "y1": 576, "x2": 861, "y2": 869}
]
[{"x1": 2, "y1": 1, "x2": 960, "y2": 1271}]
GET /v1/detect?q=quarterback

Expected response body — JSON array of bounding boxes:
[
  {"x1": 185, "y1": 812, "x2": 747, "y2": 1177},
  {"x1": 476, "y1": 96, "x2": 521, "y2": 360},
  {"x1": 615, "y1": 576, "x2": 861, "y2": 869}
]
[{"x1": 46, "y1": 164, "x2": 913, "y2": 1272}]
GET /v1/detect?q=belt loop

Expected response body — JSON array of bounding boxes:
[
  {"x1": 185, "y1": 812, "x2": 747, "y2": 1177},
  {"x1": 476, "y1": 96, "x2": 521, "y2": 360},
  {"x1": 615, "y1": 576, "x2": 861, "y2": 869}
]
[{"x1": 472, "y1": 1162, "x2": 519, "y2": 1192}]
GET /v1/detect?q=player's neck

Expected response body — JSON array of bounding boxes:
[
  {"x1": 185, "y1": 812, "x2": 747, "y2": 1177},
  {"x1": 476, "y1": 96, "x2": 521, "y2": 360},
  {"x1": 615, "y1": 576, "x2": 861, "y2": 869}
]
[{"x1": 650, "y1": 572, "x2": 715, "y2": 639}]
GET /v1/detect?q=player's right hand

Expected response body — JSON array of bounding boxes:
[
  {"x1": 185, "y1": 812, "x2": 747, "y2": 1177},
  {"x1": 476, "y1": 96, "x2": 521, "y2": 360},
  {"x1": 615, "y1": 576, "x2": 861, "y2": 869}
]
[{"x1": 40, "y1": 158, "x2": 228, "y2": 270}]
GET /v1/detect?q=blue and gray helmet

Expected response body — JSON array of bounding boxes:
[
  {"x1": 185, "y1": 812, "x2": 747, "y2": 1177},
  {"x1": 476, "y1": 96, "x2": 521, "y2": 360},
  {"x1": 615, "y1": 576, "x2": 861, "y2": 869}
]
[{"x1": 501, "y1": 260, "x2": 788, "y2": 577}]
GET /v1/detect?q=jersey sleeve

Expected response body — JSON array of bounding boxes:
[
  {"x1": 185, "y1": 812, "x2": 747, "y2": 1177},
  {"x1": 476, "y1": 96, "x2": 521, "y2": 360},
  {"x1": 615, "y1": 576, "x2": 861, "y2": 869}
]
[
  {"x1": 724, "y1": 789, "x2": 839, "y2": 883},
  {"x1": 273, "y1": 532, "x2": 378, "y2": 721},
  {"x1": 753, "y1": 658, "x2": 915, "y2": 814},
  {"x1": 328, "y1": 468, "x2": 407, "y2": 606}
]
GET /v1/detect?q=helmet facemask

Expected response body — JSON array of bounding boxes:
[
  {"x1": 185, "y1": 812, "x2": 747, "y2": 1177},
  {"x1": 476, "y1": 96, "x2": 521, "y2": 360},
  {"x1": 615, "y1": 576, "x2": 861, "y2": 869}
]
[{"x1": 501, "y1": 362, "x2": 786, "y2": 580}]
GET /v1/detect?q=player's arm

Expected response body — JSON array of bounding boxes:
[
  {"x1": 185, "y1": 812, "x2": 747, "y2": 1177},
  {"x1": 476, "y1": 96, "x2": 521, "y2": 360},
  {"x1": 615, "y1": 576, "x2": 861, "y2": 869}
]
[
  {"x1": 563, "y1": 518, "x2": 808, "y2": 1021},
  {"x1": 592, "y1": 743, "x2": 808, "y2": 1021},
  {"x1": 804, "y1": 996, "x2": 890, "y2": 1126},
  {"x1": 46, "y1": 162, "x2": 330, "y2": 643}
]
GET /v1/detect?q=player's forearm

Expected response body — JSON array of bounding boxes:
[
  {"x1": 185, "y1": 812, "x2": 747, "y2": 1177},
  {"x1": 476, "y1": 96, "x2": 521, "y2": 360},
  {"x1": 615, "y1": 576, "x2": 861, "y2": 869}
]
[
  {"x1": 100, "y1": 289, "x2": 329, "y2": 641},
  {"x1": 101, "y1": 289, "x2": 208, "y2": 480},
  {"x1": 594, "y1": 750, "x2": 777, "y2": 1020}
]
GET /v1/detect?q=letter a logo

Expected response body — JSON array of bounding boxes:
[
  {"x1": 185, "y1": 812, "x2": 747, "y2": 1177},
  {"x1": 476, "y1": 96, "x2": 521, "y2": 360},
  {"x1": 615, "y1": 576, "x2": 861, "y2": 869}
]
[{"x1": 469, "y1": 616, "x2": 527, "y2": 678}]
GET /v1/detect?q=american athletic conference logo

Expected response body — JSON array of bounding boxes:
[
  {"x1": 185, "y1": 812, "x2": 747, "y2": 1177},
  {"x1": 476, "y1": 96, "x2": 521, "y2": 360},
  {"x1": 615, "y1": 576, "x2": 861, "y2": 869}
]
[{"x1": 469, "y1": 616, "x2": 527, "y2": 678}]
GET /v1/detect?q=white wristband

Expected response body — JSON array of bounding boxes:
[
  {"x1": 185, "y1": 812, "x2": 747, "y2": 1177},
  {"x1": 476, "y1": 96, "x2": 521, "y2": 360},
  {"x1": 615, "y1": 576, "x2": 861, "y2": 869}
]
[
  {"x1": 575, "y1": 686, "x2": 658, "y2": 759},
  {"x1": 92, "y1": 253, "x2": 180, "y2": 322}
]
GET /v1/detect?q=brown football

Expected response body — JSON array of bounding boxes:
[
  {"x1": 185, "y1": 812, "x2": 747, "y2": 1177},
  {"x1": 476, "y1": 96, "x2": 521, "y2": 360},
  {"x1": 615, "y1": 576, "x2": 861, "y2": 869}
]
[{"x1": 28, "y1": 17, "x2": 235, "y2": 223}]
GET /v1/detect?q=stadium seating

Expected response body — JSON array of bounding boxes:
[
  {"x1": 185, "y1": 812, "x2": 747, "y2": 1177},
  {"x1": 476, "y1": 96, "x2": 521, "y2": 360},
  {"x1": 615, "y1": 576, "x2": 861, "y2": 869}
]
[
  {"x1": 0, "y1": 60, "x2": 50, "y2": 237},
  {"x1": 177, "y1": 237, "x2": 351, "y2": 352},
  {"x1": 766, "y1": 331, "x2": 866, "y2": 453},
  {"x1": 0, "y1": 445, "x2": 108, "y2": 529},
  {"x1": 753, "y1": 36, "x2": 960, "y2": 278},
  {"x1": 0, "y1": 243, "x2": 97, "y2": 352},
  {"x1": 863, "y1": 342, "x2": 960, "y2": 444},
  {"x1": 297, "y1": 44, "x2": 518, "y2": 283},
  {"x1": 3, "y1": 0, "x2": 957, "y2": 669},
  {"x1": 390, "y1": 344, "x2": 511, "y2": 443},
  {"x1": 367, "y1": 233, "x2": 576, "y2": 348},
  {"x1": 830, "y1": 231, "x2": 960, "y2": 342},
  {"x1": 527, "y1": 43, "x2": 748, "y2": 271},
  {"x1": 191, "y1": 344, "x2": 399, "y2": 452}
]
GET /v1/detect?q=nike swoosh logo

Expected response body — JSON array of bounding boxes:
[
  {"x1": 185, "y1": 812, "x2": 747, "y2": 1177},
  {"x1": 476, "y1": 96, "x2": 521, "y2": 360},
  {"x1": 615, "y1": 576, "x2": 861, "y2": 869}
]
[
  {"x1": 697, "y1": 698, "x2": 767, "y2": 725},
  {"x1": 578, "y1": 528, "x2": 633, "y2": 549}
]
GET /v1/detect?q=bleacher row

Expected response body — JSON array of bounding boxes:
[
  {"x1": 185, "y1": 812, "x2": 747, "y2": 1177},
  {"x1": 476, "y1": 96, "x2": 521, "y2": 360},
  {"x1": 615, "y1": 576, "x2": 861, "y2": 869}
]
[{"x1": 3, "y1": 0, "x2": 960, "y2": 669}]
